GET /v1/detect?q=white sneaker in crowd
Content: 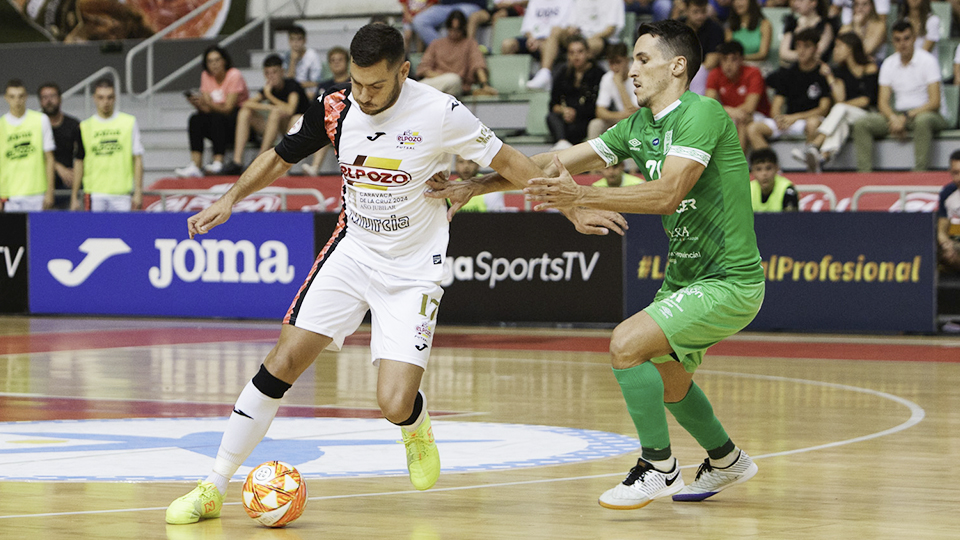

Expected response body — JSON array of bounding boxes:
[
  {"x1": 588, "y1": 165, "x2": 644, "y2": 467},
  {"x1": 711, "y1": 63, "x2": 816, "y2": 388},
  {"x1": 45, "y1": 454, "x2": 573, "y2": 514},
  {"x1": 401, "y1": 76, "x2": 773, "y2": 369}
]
[
  {"x1": 301, "y1": 163, "x2": 319, "y2": 176},
  {"x1": 203, "y1": 160, "x2": 223, "y2": 174},
  {"x1": 526, "y1": 68, "x2": 553, "y2": 91},
  {"x1": 175, "y1": 163, "x2": 203, "y2": 178}
]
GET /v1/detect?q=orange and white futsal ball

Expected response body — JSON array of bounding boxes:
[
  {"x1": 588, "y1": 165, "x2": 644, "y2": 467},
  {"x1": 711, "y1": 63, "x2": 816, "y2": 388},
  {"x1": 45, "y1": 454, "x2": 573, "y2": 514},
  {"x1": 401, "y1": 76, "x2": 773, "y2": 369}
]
[{"x1": 241, "y1": 461, "x2": 308, "y2": 527}]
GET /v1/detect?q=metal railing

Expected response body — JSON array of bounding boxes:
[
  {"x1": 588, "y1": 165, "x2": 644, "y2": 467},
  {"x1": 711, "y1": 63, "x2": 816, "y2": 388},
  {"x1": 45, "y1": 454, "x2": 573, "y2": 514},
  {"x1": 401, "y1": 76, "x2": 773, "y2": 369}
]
[
  {"x1": 62, "y1": 67, "x2": 122, "y2": 117},
  {"x1": 148, "y1": 188, "x2": 328, "y2": 211},
  {"x1": 851, "y1": 185, "x2": 942, "y2": 211},
  {"x1": 125, "y1": 0, "x2": 307, "y2": 99},
  {"x1": 797, "y1": 184, "x2": 838, "y2": 211}
]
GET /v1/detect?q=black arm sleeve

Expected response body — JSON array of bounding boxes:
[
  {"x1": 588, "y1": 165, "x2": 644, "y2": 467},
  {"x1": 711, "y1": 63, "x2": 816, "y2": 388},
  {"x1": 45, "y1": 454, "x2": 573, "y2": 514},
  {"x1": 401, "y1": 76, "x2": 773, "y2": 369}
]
[
  {"x1": 274, "y1": 89, "x2": 335, "y2": 164},
  {"x1": 74, "y1": 124, "x2": 85, "y2": 161}
]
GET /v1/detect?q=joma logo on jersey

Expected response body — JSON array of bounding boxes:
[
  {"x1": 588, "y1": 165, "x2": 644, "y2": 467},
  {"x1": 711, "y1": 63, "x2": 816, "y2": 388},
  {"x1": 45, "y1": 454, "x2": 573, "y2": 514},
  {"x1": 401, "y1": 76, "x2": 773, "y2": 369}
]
[{"x1": 340, "y1": 165, "x2": 412, "y2": 186}]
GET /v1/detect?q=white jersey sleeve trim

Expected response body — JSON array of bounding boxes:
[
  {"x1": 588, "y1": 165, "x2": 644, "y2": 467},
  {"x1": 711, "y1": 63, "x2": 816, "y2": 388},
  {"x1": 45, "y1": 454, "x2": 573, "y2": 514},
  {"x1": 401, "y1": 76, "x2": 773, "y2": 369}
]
[
  {"x1": 667, "y1": 146, "x2": 711, "y2": 167},
  {"x1": 589, "y1": 137, "x2": 619, "y2": 167}
]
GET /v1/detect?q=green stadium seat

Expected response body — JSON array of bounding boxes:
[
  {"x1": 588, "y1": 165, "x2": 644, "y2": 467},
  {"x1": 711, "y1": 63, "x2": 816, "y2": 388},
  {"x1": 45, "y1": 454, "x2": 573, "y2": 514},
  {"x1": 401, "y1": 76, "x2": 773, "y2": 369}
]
[
  {"x1": 932, "y1": 1, "x2": 952, "y2": 39},
  {"x1": 622, "y1": 11, "x2": 637, "y2": 44},
  {"x1": 525, "y1": 91, "x2": 551, "y2": 137},
  {"x1": 491, "y1": 16, "x2": 523, "y2": 55},
  {"x1": 487, "y1": 54, "x2": 533, "y2": 94},
  {"x1": 944, "y1": 84, "x2": 959, "y2": 129},
  {"x1": 939, "y1": 38, "x2": 959, "y2": 82},
  {"x1": 764, "y1": 6, "x2": 791, "y2": 67},
  {"x1": 408, "y1": 52, "x2": 423, "y2": 75}
]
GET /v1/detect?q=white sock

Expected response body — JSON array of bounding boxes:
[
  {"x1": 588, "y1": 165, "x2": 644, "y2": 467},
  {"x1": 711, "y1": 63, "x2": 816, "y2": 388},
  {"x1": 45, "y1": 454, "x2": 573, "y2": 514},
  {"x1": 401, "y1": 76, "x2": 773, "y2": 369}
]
[
  {"x1": 401, "y1": 391, "x2": 427, "y2": 434},
  {"x1": 649, "y1": 456, "x2": 676, "y2": 474},
  {"x1": 709, "y1": 447, "x2": 740, "y2": 469},
  {"x1": 204, "y1": 380, "x2": 282, "y2": 495}
]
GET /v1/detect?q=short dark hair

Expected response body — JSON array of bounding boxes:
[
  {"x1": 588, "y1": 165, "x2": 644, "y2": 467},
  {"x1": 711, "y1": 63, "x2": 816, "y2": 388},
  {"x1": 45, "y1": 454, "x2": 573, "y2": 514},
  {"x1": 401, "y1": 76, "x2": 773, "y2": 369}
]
[
  {"x1": 202, "y1": 45, "x2": 233, "y2": 73},
  {"x1": 263, "y1": 54, "x2": 283, "y2": 69},
  {"x1": 718, "y1": 40, "x2": 745, "y2": 56},
  {"x1": 288, "y1": 25, "x2": 306, "y2": 38},
  {"x1": 637, "y1": 20, "x2": 702, "y2": 84},
  {"x1": 567, "y1": 34, "x2": 589, "y2": 52},
  {"x1": 93, "y1": 78, "x2": 114, "y2": 90},
  {"x1": 891, "y1": 19, "x2": 914, "y2": 34},
  {"x1": 950, "y1": 149, "x2": 960, "y2": 162},
  {"x1": 444, "y1": 9, "x2": 467, "y2": 30},
  {"x1": 328, "y1": 46, "x2": 349, "y2": 63},
  {"x1": 37, "y1": 82, "x2": 61, "y2": 96},
  {"x1": 5, "y1": 79, "x2": 25, "y2": 91},
  {"x1": 687, "y1": 0, "x2": 709, "y2": 7},
  {"x1": 607, "y1": 42, "x2": 629, "y2": 60},
  {"x1": 350, "y1": 23, "x2": 405, "y2": 68},
  {"x1": 749, "y1": 148, "x2": 779, "y2": 166},
  {"x1": 794, "y1": 28, "x2": 821, "y2": 47}
]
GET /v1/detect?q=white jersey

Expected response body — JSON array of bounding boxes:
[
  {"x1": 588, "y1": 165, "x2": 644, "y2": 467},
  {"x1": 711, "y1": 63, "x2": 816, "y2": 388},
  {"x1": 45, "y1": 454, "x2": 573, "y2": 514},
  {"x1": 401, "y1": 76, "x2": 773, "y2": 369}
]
[
  {"x1": 276, "y1": 79, "x2": 503, "y2": 282},
  {"x1": 522, "y1": 0, "x2": 574, "y2": 40}
]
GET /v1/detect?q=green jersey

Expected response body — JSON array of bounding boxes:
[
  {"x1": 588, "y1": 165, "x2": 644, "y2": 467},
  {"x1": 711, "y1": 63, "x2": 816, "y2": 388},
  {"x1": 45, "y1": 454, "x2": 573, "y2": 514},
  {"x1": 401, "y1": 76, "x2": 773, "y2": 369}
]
[{"x1": 591, "y1": 91, "x2": 763, "y2": 287}]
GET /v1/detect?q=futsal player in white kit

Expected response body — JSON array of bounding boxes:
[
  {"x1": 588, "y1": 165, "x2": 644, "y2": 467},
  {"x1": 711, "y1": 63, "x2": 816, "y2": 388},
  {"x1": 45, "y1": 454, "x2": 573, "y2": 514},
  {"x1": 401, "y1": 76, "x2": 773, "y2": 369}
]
[{"x1": 166, "y1": 23, "x2": 625, "y2": 525}]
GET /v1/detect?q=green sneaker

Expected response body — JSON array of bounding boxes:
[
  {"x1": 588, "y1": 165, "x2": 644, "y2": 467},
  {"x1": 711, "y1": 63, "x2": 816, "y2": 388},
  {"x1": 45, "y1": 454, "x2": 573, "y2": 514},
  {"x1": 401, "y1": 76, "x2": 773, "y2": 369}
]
[
  {"x1": 401, "y1": 413, "x2": 440, "y2": 490},
  {"x1": 165, "y1": 481, "x2": 224, "y2": 524}
]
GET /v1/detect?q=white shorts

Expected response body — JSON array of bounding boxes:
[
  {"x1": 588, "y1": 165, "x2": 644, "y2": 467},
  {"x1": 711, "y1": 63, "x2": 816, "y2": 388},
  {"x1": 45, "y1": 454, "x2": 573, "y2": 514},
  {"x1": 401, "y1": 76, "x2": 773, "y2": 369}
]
[
  {"x1": 3, "y1": 195, "x2": 43, "y2": 212},
  {"x1": 90, "y1": 194, "x2": 132, "y2": 212},
  {"x1": 758, "y1": 115, "x2": 809, "y2": 139},
  {"x1": 283, "y1": 246, "x2": 443, "y2": 369}
]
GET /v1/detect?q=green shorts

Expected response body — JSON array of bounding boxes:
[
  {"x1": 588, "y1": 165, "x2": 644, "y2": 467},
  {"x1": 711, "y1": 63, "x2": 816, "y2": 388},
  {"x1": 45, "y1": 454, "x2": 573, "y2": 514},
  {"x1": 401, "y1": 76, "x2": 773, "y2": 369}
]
[{"x1": 643, "y1": 279, "x2": 765, "y2": 373}]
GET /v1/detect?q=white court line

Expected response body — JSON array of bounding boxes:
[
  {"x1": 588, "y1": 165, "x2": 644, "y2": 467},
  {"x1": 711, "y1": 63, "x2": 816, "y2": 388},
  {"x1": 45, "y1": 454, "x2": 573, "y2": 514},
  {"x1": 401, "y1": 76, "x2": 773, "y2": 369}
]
[{"x1": 0, "y1": 370, "x2": 925, "y2": 520}]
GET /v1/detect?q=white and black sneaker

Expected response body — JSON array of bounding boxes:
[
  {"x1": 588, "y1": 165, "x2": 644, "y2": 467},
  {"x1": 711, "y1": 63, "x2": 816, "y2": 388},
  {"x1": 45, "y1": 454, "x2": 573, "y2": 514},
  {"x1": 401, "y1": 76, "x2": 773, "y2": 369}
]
[
  {"x1": 598, "y1": 457, "x2": 684, "y2": 510},
  {"x1": 672, "y1": 450, "x2": 758, "y2": 502}
]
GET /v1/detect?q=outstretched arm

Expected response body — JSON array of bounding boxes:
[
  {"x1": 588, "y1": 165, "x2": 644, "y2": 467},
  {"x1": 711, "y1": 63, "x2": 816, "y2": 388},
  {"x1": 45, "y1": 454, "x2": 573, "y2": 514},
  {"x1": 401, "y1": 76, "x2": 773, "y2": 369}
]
[
  {"x1": 526, "y1": 155, "x2": 704, "y2": 215},
  {"x1": 186, "y1": 149, "x2": 293, "y2": 238}
]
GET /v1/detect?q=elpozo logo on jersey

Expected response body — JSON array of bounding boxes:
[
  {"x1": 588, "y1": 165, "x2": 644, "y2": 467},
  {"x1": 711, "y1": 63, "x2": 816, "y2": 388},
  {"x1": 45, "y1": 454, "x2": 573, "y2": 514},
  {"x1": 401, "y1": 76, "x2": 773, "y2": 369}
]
[
  {"x1": 341, "y1": 156, "x2": 412, "y2": 188},
  {"x1": 0, "y1": 417, "x2": 640, "y2": 481},
  {"x1": 28, "y1": 213, "x2": 315, "y2": 318}
]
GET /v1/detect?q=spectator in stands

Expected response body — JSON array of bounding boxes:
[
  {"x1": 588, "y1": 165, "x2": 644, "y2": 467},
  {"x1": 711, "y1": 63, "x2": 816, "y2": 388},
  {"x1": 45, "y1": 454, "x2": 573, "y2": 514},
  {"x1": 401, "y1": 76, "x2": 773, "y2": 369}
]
[
  {"x1": 223, "y1": 55, "x2": 309, "y2": 175},
  {"x1": 502, "y1": 0, "x2": 573, "y2": 89},
  {"x1": 778, "y1": 0, "x2": 834, "y2": 66},
  {"x1": 467, "y1": 0, "x2": 527, "y2": 43},
  {"x1": 792, "y1": 32, "x2": 877, "y2": 172},
  {"x1": 624, "y1": 0, "x2": 673, "y2": 22},
  {"x1": 587, "y1": 43, "x2": 639, "y2": 139},
  {"x1": 400, "y1": 0, "x2": 438, "y2": 52},
  {"x1": 838, "y1": 0, "x2": 887, "y2": 61},
  {"x1": 417, "y1": 10, "x2": 498, "y2": 96},
  {"x1": 709, "y1": 0, "x2": 734, "y2": 22},
  {"x1": 38, "y1": 82, "x2": 80, "y2": 209},
  {"x1": 830, "y1": 0, "x2": 889, "y2": 30},
  {"x1": 176, "y1": 46, "x2": 249, "y2": 178},
  {"x1": 546, "y1": 36, "x2": 604, "y2": 148},
  {"x1": 725, "y1": 0, "x2": 772, "y2": 62},
  {"x1": 592, "y1": 161, "x2": 644, "y2": 186},
  {"x1": 0, "y1": 79, "x2": 54, "y2": 212},
  {"x1": 412, "y1": 0, "x2": 487, "y2": 46},
  {"x1": 526, "y1": 0, "x2": 626, "y2": 90},
  {"x1": 900, "y1": 0, "x2": 941, "y2": 56},
  {"x1": 749, "y1": 148, "x2": 799, "y2": 212},
  {"x1": 283, "y1": 25, "x2": 323, "y2": 100},
  {"x1": 852, "y1": 20, "x2": 948, "y2": 171},
  {"x1": 453, "y1": 156, "x2": 507, "y2": 211},
  {"x1": 706, "y1": 41, "x2": 772, "y2": 151},
  {"x1": 746, "y1": 28, "x2": 831, "y2": 149},
  {"x1": 302, "y1": 47, "x2": 351, "y2": 177},
  {"x1": 71, "y1": 79, "x2": 143, "y2": 212},
  {"x1": 317, "y1": 47, "x2": 351, "y2": 96},
  {"x1": 938, "y1": 149, "x2": 960, "y2": 271},
  {"x1": 683, "y1": 0, "x2": 726, "y2": 94}
]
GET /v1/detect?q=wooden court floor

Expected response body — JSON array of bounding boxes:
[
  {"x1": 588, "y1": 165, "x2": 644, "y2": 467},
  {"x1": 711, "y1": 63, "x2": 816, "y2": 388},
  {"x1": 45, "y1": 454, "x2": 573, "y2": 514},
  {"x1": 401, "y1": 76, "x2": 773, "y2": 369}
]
[{"x1": 0, "y1": 316, "x2": 959, "y2": 539}]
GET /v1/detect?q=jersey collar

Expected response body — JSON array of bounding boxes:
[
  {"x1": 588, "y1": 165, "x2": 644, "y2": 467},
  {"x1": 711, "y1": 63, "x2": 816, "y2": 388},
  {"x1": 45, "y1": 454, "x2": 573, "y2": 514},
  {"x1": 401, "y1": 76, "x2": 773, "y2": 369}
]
[{"x1": 653, "y1": 97, "x2": 683, "y2": 122}]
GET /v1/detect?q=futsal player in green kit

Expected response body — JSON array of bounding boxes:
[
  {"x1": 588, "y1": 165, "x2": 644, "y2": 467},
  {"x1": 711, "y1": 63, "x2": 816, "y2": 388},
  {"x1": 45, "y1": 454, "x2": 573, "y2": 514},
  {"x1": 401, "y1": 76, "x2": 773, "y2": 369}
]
[{"x1": 427, "y1": 19, "x2": 765, "y2": 510}]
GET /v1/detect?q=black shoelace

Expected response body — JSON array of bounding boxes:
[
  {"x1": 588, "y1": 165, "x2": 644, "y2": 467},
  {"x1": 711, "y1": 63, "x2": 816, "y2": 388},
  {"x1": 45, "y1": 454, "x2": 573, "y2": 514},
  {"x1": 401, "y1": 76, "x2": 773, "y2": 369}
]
[
  {"x1": 623, "y1": 458, "x2": 655, "y2": 486},
  {"x1": 693, "y1": 458, "x2": 713, "y2": 482}
]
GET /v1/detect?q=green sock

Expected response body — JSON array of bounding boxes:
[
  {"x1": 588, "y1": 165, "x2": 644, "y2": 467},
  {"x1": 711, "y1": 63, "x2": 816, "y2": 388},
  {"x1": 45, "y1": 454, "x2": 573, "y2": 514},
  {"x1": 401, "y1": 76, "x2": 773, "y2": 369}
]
[
  {"x1": 665, "y1": 381, "x2": 732, "y2": 457},
  {"x1": 613, "y1": 362, "x2": 671, "y2": 461}
]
